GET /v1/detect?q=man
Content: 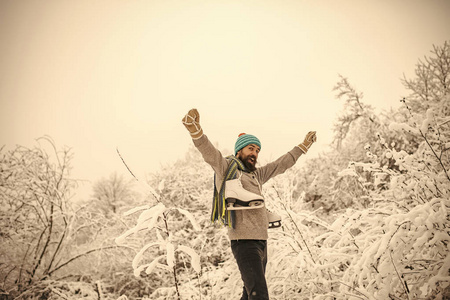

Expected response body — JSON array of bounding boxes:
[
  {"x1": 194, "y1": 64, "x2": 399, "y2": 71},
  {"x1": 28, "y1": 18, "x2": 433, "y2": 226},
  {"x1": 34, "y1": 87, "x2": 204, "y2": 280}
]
[{"x1": 182, "y1": 108, "x2": 316, "y2": 300}]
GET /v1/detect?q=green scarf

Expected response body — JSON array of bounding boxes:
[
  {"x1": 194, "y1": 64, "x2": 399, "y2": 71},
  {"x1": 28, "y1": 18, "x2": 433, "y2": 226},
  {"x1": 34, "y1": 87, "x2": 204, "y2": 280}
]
[{"x1": 211, "y1": 156, "x2": 247, "y2": 228}]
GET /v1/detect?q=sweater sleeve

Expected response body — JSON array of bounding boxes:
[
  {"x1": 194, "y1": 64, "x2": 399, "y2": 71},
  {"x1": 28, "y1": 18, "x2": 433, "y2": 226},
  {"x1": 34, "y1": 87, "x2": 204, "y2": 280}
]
[
  {"x1": 192, "y1": 135, "x2": 229, "y2": 176},
  {"x1": 256, "y1": 146, "x2": 304, "y2": 184}
]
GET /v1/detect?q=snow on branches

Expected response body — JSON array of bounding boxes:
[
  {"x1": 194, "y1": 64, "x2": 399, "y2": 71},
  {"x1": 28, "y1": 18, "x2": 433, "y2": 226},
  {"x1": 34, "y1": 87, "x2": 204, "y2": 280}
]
[
  {"x1": 328, "y1": 95, "x2": 450, "y2": 298},
  {"x1": 115, "y1": 181, "x2": 202, "y2": 300}
]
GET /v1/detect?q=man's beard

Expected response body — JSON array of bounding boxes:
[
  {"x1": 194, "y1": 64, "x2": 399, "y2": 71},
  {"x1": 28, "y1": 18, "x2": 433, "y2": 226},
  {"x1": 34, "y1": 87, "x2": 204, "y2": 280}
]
[{"x1": 237, "y1": 153, "x2": 257, "y2": 172}]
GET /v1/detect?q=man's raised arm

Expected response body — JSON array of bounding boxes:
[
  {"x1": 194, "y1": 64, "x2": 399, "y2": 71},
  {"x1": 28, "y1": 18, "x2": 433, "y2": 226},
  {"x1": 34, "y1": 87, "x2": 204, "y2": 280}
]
[
  {"x1": 182, "y1": 108, "x2": 228, "y2": 176},
  {"x1": 256, "y1": 131, "x2": 317, "y2": 184}
]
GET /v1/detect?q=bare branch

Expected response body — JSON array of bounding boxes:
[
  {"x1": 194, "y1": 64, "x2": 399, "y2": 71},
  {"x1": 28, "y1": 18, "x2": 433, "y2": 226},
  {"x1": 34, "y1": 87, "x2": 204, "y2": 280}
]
[{"x1": 47, "y1": 246, "x2": 120, "y2": 277}]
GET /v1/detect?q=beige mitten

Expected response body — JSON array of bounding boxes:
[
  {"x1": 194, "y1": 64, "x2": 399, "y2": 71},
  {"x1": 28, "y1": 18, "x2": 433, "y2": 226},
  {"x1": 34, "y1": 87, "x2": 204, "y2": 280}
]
[
  {"x1": 182, "y1": 108, "x2": 203, "y2": 139},
  {"x1": 298, "y1": 131, "x2": 317, "y2": 154}
]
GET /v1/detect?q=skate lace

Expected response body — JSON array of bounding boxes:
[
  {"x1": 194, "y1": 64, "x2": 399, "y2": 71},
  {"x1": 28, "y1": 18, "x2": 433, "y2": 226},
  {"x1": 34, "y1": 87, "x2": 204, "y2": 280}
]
[{"x1": 236, "y1": 172, "x2": 243, "y2": 187}]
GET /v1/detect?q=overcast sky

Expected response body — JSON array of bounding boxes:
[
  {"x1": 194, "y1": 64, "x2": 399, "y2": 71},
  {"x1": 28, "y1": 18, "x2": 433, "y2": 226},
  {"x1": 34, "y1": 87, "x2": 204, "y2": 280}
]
[{"x1": 1, "y1": 0, "x2": 449, "y2": 201}]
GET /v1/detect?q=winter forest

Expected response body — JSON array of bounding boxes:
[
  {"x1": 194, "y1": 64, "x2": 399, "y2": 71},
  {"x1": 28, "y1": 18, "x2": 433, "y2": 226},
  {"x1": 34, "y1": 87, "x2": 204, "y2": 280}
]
[{"x1": 1, "y1": 41, "x2": 449, "y2": 300}]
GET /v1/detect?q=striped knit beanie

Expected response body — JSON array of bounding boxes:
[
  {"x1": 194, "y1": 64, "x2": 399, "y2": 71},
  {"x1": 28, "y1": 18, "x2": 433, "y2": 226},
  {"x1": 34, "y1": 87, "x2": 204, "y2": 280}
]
[{"x1": 234, "y1": 133, "x2": 261, "y2": 155}]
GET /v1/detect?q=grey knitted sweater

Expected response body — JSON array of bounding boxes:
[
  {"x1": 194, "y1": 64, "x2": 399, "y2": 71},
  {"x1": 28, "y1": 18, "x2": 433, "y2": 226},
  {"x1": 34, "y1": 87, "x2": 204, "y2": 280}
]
[{"x1": 193, "y1": 135, "x2": 304, "y2": 240}]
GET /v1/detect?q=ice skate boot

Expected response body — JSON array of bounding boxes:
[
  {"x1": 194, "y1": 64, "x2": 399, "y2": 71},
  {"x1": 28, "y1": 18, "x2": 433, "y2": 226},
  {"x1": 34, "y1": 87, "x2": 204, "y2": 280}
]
[
  {"x1": 225, "y1": 179, "x2": 265, "y2": 210},
  {"x1": 267, "y1": 210, "x2": 281, "y2": 228}
]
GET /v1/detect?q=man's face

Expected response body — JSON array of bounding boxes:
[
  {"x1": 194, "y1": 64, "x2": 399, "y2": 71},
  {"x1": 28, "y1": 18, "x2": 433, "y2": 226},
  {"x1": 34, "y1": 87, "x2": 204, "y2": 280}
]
[{"x1": 237, "y1": 144, "x2": 260, "y2": 171}]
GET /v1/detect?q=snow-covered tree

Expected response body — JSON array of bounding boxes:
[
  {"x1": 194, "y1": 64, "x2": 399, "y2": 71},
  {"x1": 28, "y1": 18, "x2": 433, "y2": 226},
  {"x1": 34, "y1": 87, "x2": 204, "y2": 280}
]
[
  {"x1": 0, "y1": 137, "x2": 77, "y2": 297},
  {"x1": 401, "y1": 41, "x2": 449, "y2": 114},
  {"x1": 0, "y1": 137, "x2": 122, "y2": 299},
  {"x1": 91, "y1": 172, "x2": 138, "y2": 216}
]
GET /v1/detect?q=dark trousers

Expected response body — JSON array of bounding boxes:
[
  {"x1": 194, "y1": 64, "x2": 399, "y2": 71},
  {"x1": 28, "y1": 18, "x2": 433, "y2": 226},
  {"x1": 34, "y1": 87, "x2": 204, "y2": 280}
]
[{"x1": 231, "y1": 240, "x2": 269, "y2": 300}]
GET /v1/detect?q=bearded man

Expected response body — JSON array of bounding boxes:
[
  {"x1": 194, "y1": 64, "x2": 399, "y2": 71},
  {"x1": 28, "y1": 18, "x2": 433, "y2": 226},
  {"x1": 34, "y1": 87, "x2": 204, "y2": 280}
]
[{"x1": 182, "y1": 108, "x2": 316, "y2": 300}]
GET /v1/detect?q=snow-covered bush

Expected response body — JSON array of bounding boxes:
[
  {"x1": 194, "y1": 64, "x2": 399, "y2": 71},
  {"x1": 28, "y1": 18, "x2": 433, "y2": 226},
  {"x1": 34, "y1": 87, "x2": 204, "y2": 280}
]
[{"x1": 320, "y1": 97, "x2": 449, "y2": 299}]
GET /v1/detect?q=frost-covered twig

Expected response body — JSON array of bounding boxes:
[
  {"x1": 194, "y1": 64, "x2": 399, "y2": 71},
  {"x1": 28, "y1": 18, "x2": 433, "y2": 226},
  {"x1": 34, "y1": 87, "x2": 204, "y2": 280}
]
[
  {"x1": 30, "y1": 203, "x2": 54, "y2": 282},
  {"x1": 280, "y1": 201, "x2": 315, "y2": 262},
  {"x1": 375, "y1": 221, "x2": 410, "y2": 267},
  {"x1": 400, "y1": 99, "x2": 450, "y2": 181},
  {"x1": 336, "y1": 281, "x2": 372, "y2": 299},
  {"x1": 419, "y1": 129, "x2": 450, "y2": 181},
  {"x1": 161, "y1": 212, "x2": 181, "y2": 300},
  {"x1": 50, "y1": 288, "x2": 69, "y2": 300},
  {"x1": 46, "y1": 215, "x2": 70, "y2": 275},
  {"x1": 389, "y1": 250, "x2": 410, "y2": 299},
  {"x1": 272, "y1": 188, "x2": 304, "y2": 252},
  {"x1": 96, "y1": 281, "x2": 104, "y2": 300},
  {"x1": 116, "y1": 148, "x2": 162, "y2": 202},
  {"x1": 116, "y1": 148, "x2": 138, "y2": 180}
]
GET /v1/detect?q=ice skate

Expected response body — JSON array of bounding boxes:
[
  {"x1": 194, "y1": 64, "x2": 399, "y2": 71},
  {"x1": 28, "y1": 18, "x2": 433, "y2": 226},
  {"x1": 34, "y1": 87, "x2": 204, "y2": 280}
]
[
  {"x1": 225, "y1": 179, "x2": 265, "y2": 210},
  {"x1": 267, "y1": 210, "x2": 281, "y2": 228}
]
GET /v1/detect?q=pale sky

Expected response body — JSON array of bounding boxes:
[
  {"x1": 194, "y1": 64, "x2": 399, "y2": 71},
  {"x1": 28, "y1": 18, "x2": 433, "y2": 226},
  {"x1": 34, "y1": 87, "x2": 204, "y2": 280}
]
[{"x1": 1, "y1": 0, "x2": 449, "y2": 201}]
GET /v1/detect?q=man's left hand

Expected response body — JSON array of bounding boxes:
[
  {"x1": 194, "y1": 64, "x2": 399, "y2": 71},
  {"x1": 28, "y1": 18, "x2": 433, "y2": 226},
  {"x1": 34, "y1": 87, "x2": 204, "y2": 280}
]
[{"x1": 298, "y1": 131, "x2": 316, "y2": 154}]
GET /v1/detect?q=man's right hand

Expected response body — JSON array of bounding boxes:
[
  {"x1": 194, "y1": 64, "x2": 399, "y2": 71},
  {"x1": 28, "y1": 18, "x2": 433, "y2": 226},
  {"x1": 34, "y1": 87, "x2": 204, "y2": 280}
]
[{"x1": 182, "y1": 108, "x2": 203, "y2": 139}]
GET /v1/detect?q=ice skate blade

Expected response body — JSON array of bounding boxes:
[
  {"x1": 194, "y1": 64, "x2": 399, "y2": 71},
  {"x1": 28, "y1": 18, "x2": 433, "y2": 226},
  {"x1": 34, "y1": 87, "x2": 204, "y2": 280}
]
[
  {"x1": 226, "y1": 201, "x2": 265, "y2": 211},
  {"x1": 226, "y1": 198, "x2": 264, "y2": 206},
  {"x1": 268, "y1": 221, "x2": 282, "y2": 229}
]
